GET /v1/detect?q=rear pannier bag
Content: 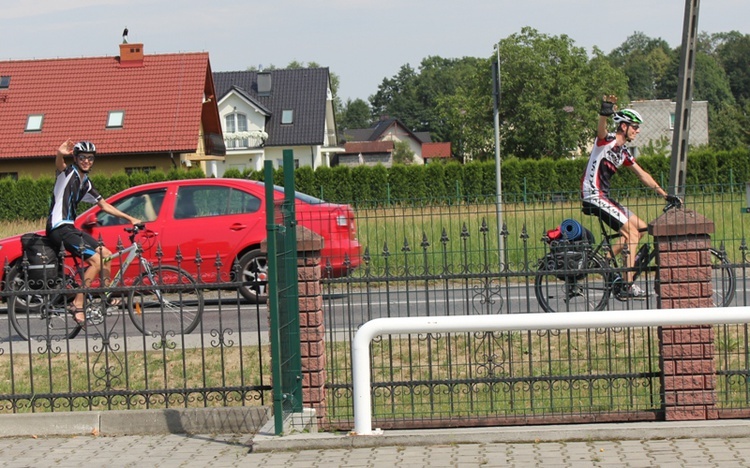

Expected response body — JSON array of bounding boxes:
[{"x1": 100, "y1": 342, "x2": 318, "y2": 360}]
[{"x1": 20, "y1": 233, "x2": 59, "y2": 287}]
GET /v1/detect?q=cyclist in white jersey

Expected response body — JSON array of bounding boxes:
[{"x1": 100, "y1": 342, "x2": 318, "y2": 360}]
[
  {"x1": 46, "y1": 140, "x2": 140, "y2": 324},
  {"x1": 581, "y1": 96, "x2": 669, "y2": 298}
]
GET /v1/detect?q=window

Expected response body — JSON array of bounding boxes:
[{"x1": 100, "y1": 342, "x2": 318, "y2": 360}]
[
  {"x1": 0, "y1": 76, "x2": 9, "y2": 89},
  {"x1": 669, "y1": 112, "x2": 676, "y2": 130},
  {"x1": 107, "y1": 110, "x2": 125, "y2": 128},
  {"x1": 281, "y1": 110, "x2": 294, "y2": 124},
  {"x1": 97, "y1": 189, "x2": 167, "y2": 225},
  {"x1": 174, "y1": 186, "x2": 261, "y2": 219},
  {"x1": 25, "y1": 114, "x2": 44, "y2": 132},
  {"x1": 225, "y1": 112, "x2": 248, "y2": 148},
  {"x1": 0, "y1": 172, "x2": 18, "y2": 181}
]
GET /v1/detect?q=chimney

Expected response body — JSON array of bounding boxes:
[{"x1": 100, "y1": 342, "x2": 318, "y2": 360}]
[
  {"x1": 257, "y1": 72, "x2": 272, "y2": 96},
  {"x1": 119, "y1": 43, "x2": 144, "y2": 68}
]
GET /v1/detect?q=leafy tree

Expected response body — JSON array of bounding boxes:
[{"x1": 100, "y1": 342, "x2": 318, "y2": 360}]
[
  {"x1": 392, "y1": 140, "x2": 416, "y2": 164},
  {"x1": 498, "y1": 27, "x2": 628, "y2": 159},
  {"x1": 607, "y1": 32, "x2": 674, "y2": 100},
  {"x1": 714, "y1": 31, "x2": 750, "y2": 104},
  {"x1": 338, "y1": 98, "x2": 372, "y2": 131},
  {"x1": 369, "y1": 56, "x2": 487, "y2": 142},
  {"x1": 370, "y1": 64, "x2": 420, "y2": 126},
  {"x1": 657, "y1": 48, "x2": 735, "y2": 111}
]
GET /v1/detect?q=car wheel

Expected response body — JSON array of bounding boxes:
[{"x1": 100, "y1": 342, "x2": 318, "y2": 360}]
[{"x1": 237, "y1": 249, "x2": 268, "y2": 304}]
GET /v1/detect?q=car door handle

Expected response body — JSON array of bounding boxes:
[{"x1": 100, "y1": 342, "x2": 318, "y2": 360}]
[{"x1": 229, "y1": 223, "x2": 246, "y2": 231}]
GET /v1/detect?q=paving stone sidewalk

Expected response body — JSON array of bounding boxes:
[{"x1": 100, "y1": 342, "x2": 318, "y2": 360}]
[{"x1": 3, "y1": 433, "x2": 750, "y2": 467}]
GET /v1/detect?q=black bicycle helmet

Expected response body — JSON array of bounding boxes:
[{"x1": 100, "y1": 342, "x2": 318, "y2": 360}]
[{"x1": 73, "y1": 141, "x2": 96, "y2": 156}]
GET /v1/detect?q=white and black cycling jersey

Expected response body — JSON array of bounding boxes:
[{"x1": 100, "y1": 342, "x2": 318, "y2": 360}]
[
  {"x1": 46, "y1": 164, "x2": 102, "y2": 232},
  {"x1": 580, "y1": 132, "x2": 635, "y2": 202}
]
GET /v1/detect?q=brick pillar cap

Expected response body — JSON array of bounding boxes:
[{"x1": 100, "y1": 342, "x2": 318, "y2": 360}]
[
  {"x1": 649, "y1": 208, "x2": 714, "y2": 237},
  {"x1": 296, "y1": 225, "x2": 325, "y2": 253},
  {"x1": 260, "y1": 225, "x2": 325, "y2": 253}
]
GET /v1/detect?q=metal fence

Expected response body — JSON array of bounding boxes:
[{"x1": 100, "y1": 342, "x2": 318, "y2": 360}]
[
  {"x1": 3, "y1": 185, "x2": 750, "y2": 433},
  {"x1": 0, "y1": 260, "x2": 272, "y2": 414},
  {"x1": 321, "y1": 186, "x2": 750, "y2": 430}
]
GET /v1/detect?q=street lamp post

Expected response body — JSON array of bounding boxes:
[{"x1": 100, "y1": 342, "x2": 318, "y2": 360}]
[{"x1": 492, "y1": 44, "x2": 505, "y2": 258}]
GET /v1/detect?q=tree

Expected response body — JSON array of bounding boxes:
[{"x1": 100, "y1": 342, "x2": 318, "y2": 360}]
[
  {"x1": 656, "y1": 50, "x2": 734, "y2": 111},
  {"x1": 369, "y1": 57, "x2": 487, "y2": 141},
  {"x1": 608, "y1": 32, "x2": 674, "y2": 100},
  {"x1": 338, "y1": 98, "x2": 372, "y2": 131},
  {"x1": 392, "y1": 140, "x2": 415, "y2": 164},
  {"x1": 714, "y1": 32, "x2": 750, "y2": 104},
  {"x1": 498, "y1": 27, "x2": 628, "y2": 159}
]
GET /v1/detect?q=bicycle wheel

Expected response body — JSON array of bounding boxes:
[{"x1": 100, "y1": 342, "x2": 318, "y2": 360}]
[
  {"x1": 710, "y1": 248, "x2": 735, "y2": 307},
  {"x1": 535, "y1": 252, "x2": 611, "y2": 313},
  {"x1": 128, "y1": 265, "x2": 204, "y2": 336},
  {"x1": 7, "y1": 266, "x2": 81, "y2": 341},
  {"x1": 5, "y1": 264, "x2": 44, "y2": 314}
]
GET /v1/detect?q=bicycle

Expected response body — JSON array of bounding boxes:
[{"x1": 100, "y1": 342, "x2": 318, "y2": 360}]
[
  {"x1": 7, "y1": 223, "x2": 204, "y2": 341},
  {"x1": 534, "y1": 199, "x2": 736, "y2": 313}
]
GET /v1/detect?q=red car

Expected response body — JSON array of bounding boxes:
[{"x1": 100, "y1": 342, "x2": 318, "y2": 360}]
[{"x1": 1, "y1": 178, "x2": 361, "y2": 303}]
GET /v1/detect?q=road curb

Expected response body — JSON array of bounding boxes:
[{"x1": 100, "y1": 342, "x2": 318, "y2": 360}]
[
  {"x1": 250, "y1": 419, "x2": 750, "y2": 453},
  {"x1": 0, "y1": 406, "x2": 270, "y2": 438}
]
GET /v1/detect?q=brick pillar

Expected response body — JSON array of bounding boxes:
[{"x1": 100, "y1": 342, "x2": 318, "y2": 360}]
[
  {"x1": 651, "y1": 208, "x2": 717, "y2": 421},
  {"x1": 295, "y1": 226, "x2": 327, "y2": 423}
]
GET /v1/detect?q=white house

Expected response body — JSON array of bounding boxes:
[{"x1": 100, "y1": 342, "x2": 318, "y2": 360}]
[{"x1": 211, "y1": 68, "x2": 341, "y2": 176}]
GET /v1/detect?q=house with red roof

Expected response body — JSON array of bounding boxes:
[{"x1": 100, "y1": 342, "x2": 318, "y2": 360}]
[
  {"x1": 0, "y1": 42, "x2": 224, "y2": 179},
  {"x1": 338, "y1": 117, "x2": 453, "y2": 166}
]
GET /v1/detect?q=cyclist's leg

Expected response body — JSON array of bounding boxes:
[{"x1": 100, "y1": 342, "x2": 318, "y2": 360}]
[
  {"x1": 48, "y1": 225, "x2": 102, "y2": 321},
  {"x1": 582, "y1": 198, "x2": 629, "y2": 255},
  {"x1": 620, "y1": 214, "x2": 646, "y2": 283}
]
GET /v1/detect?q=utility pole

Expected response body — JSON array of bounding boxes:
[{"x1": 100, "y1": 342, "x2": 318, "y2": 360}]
[{"x1": 669, "y1": 0, "x2": 700, "y2": 197}]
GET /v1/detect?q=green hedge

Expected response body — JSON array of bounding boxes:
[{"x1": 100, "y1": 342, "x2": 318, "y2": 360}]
[{"x1": 4, "y1": 148, "x2": 749, "y2": 221}]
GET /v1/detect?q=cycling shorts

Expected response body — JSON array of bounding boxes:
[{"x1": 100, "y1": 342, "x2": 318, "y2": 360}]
[
  {"x1": 46, "y1": 224, "x2": 100, "y2": 260},
  {"x1": 581, "y1": 197, "x2": 633, "y2": 232}
]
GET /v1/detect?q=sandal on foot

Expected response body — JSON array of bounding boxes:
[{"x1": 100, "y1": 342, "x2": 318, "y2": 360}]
[
  {"x1": 107, "y1": 296, "x2": 124, "y2": 307},
  {"x1": 66, "y1": 304, "x2": 86, "y2": 327}
]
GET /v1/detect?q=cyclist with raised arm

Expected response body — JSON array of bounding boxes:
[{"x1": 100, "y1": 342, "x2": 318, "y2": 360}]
[
  {"x1": 581, "y1": 95, "x2": 677, "y2": 298},
  {"x1": 46, "y1": 140, "x2": 141, "y2": 325}
]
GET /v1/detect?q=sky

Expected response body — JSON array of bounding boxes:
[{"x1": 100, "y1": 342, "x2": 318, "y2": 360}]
[{"x1": 2, "y1": 1, "x2": 749, "y2": 103}]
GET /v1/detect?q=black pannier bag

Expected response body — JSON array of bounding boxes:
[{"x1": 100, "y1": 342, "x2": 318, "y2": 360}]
[
  {"x1": 544, "y1": 219, "x2": 595, "y2": 281},
  {"x1": 20, "y1": 233, "x2": 59, "y2": 288}
]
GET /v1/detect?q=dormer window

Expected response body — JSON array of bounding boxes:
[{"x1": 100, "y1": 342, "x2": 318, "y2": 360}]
[
  {"x1": 281, "y1": 110, "x2": 294, "y2": 125},
  {"x1": 0, "y1": 76, "x2": 9, "y2": 89},
  {"x1": 107, "y1": 110, "x2": 125, "y2": 128},
  {"x1": 25, "y1": 114, "x2": 44, "y2": 132}
]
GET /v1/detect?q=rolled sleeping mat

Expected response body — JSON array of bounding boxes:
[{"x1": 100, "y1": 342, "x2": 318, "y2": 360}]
[{"x1": 560, "y1": 218, "x2": 584, "y2": 241}]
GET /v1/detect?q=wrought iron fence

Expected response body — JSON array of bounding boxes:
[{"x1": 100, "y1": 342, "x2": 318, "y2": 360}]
[
  {"x1": 0, "y1": 259, "x2": 272, "y2": 414},
  {"x1": 321, "y1": 186, "x2": 750, "y2": 430}
]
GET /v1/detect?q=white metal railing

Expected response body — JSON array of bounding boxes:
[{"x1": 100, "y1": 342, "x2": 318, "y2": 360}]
[{"x1": 350, "y1": 307, "x2": 750, "y2": 436}]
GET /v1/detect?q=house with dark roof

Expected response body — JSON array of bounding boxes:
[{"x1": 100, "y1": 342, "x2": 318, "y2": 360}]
[
  {"x1": 212, "y1": 68, "x2": 340, "y2": 175},
  {"x1": 0, "y1": 42, "x2": 224, "y2": 179},
  {"x1": 338, "y1": 118, "x2": 451, "y2": 166}
]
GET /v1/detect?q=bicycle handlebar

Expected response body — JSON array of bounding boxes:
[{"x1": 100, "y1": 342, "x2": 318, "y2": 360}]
[
  {"x1": 663, "y1": 195, "x2": 683, "y2": 213},
  {"x1": 124, "y1": 223, "x2": 147, "y2": 242}
]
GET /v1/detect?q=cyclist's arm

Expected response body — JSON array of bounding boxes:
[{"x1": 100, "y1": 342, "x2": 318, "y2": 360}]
[
  {"x1": 97, "y1": 199, "x2": 142, "y2": 225},
  {"x1": 596, "y1": 115, "x2": 609, "y2": 139},
  {"x1": 629, "y1": 162, "x2": 668, "y2": 199}
]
